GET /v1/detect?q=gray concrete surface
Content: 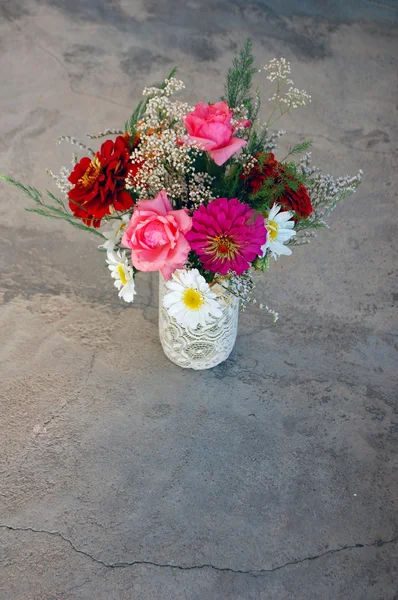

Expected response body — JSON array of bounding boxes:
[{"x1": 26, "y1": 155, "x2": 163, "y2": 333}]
[{"x1": 0, "y1": 1, "x2": 397, "y2": 598}]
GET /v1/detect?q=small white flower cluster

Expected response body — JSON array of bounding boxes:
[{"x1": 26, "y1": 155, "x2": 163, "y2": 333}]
[
  {"x1": 280, "y1": 87, "x2": 311, "y2": 109},
  {"x1": 46, "y1": 166, "x2": 73, "y2": 196},
  {"x1": 126, "y1": 79, "x2": 200, "y2": 202},
  {"x1": 251, "y1": 298, "x2": 279, "y2": 322},
  {"x1": 300, "y1": 153, "x2": 363, "y2": 217},
  {"x1": 188, "y1": 172, "x2": 215, "y2": 208},
  {"x1": 262, "y1": 57, "x2": 311, "y2": 112},
  {"x1": 231, "y1": 103, "x2": 250, "y2": 129},
  {"x1": 127, "y1": 127, "x2": 197, "y2": 200},
  {"x1": 225, "y1": 272, "x2": 278, "y2": 321},
  {"x1": 56, "y1": 135, "x2": 94, "y2": 156},
  {"x1": 226, "y1": 272, "x2": 255, "y2": 312},
  {"x1": 284, "y1": 152, "x2": 363, "y2": 246},
  {"x1": 262, "y1": 57, "x2": 291, "y2": 82},
  {"x1": 86, "y1": 128, "x2": 124, "y2": 139},
  {"x1": 142, "y1": 95, "x2": 192, "y2": 131},
  {"x1": 263, "y1": 129, "x2": 286, "y2": 152},
  {"x1": 240, "y1": 152, "x2": 258, "y2": 175},
  {"x1": 143, "y1": 77, "x2": 185, "y2": 98},
  {"x1": 288, "y1": 230, "x2": 317, "y2": 246}
]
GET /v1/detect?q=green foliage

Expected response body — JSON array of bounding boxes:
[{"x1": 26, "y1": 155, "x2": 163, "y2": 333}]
[
  {"x1": 282, "y1": 139, "x2": 313, "y2": 161},
  {"x1": 252, "y1": 254, "x2": 270, "y2": 272},
  {"x1": 124, "y1": 67, "x2": 178, "y2": 135},
  {"x1": 213, "y1": 163, "x2": 243, "y2": 199},
  {"x1": 294, "y1": 218, "x2": 326, "y2": 231},
  {"x1": 247, "y1": 125, "x2": 269, "y2": 156},
  {"x1": 0, "y1": 175, "x2": 105, "y2": 238},
  {"x1": 160, "y1": 67, "x2": 178, "y2": 88},
  {"x1": 245, "y1": 156, "x2": 310, "y2": 212},
  {"x1": 322, "y1": 187, "x2": 357, "y2": 217},
  {"x1": 282, "y1": 161, "x2": 308, "y2": 183},
  {"x1": 222, "y1": 38, "x2": 256, "y2": 113},
  {"x1": 248, "y1": 179, "x2": 282, "y2": 211},
  {"x1": 124, "y1": 100, "x2": 147, "y2": 136}
]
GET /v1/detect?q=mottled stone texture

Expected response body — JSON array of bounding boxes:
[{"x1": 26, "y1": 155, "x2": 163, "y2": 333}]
[{"x1": 0, "y1": 1, "x2": 397, "y2": 598}]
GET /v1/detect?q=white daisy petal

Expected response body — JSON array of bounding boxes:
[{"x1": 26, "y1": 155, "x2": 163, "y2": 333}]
[
  {"x1": 276, "y1": 210, "x2": 294, "y2": 222},
  {"x1": 264, "y1": 203, "x2": 296, "y2": 260},
  {"x1": 106, "y1": 249, "x2": 136, "y2": 303},
  {"x1": 272, "y1": 241, "x2": 292, "y2": 256},
  {"x1": 99, "y1": 214, "x2": 130, "y2": 251},
  {"x1": 268, "y1": 204, "x2": 280, "y2": 220},
  {"x1": 277, "y1": 229, "x2": 296, "y2": 242},
  {"x1": 284, "y1": 220, "x2": 295, "y2": 230},
  {"x1": 163, "y1": 268, "x2": 223, "y2": 330},
  {"x1": 163, "y1": 291, "x2": 183, "y2": 307}
]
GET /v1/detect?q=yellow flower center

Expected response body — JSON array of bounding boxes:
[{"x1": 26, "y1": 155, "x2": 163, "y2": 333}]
[
  {"x1": 80, "y1": 155, "x2": 102, "y2": 189},
  {"x1": 267, "y1": 219, "x2": 278, "y2": 241},
  {"x1": 210, "y1": 234, "x2": 238, "y2": 260},
  {"x1": 183, "y1": 288, "x2": 204, "y2": 311},
  {"x1": 117, "y1": 264, "x2": 128, "y2": 286}
]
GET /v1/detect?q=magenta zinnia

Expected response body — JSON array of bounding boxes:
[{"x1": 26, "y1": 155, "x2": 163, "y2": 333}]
[{"x1": 187, "y1": 198, "x2": 267, "y2": 275}]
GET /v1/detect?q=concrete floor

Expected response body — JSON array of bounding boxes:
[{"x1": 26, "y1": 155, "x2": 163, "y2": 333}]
[{"x1": 0, "y1": 1, "x2": 397, "y2": 598}]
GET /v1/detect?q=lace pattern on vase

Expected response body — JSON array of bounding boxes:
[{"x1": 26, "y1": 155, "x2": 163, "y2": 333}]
[{"x1": 159, "y1": 272, "x2": 239, "y2": 370}]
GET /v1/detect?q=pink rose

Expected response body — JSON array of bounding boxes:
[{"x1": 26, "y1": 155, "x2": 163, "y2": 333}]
[
  {"x1": 121, "y1": 190, "x2": 192, "y2": 280},
  {"x1": 184, "y1": 101, "x2": 249, "y2": 166}
]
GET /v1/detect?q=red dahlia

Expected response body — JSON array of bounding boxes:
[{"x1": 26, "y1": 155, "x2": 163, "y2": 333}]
[
  {"x1": 242, "y1": 152, "x2": 313, "y2": 218},
  {"x1": 68, "y1": 135, "x2": 135, "y2": 227}
]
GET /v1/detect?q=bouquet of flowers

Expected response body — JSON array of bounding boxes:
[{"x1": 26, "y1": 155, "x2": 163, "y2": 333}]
[{"x1": 1, "y1": 40, "x2": 362, "y2": 368}]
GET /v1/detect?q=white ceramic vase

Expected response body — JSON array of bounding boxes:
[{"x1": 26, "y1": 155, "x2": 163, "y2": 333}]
[{"x1": 158, "y1": 272, "x2": 239, "y2": 370}]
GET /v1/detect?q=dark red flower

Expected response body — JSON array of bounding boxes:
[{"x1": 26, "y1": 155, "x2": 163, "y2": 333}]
[
  {"x1": 242, "y1": 152, "x2": 313, "y2": 218},
  {"x1": 68, "y1": 135, "x2": 135, "y2": 227}
]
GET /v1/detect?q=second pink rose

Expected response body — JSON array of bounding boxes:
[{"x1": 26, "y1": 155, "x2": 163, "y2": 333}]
[{"x1": 121, "y1": 190, "x2": 192, "y2": 280}]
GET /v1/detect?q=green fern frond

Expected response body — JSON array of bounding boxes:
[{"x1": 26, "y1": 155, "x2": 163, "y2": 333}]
[
  {"x1": 222, "y1": 38, "x2": 256, "y2": 110},
  {"x1": 282, "y1": 140, "x2": 313, "y2": 161},
  {"x1": 0, "y1": 175, "x2": 105, "y2": 238}
]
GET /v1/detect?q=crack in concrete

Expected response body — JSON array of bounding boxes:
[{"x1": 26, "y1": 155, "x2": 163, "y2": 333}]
[{"x1": 1, "y1": 524, "x2": 397, "y2": 577}]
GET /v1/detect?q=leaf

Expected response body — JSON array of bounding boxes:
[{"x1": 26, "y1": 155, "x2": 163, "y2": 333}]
[
  {"x1": 294, "y1": 218, "x2": 326, "y2": 231},
  {"x1": 25, "y1": 208, "x2": 105, "y2": 237},
  {"x1": 125, "y1": 99, "x2": 147, "y2": 134},
  {"x1": 222, "y1": 38, "x2": 256, "y2": 110},
  {"x1": 282, "y1": 139, "x2": 313, "y2": 160},
  {"x1": 160, "y1": 67, "x2": 178, "y2": 88},
  {"x1": 1, "y1": 173, "x2": 105, "y2": 237}
]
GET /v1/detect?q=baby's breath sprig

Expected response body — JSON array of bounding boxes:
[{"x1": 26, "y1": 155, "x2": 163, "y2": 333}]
[
  {"x1": 224, "y1": 271, "x2": 255, "y2": 312},
  {"x1": 46, "y1": 166, "x2": 73, "y2": 196},
  {"x1": 56, "y1": 136, "x2": 94, "y2": 155},
  {"x1": 143, "y1": 77, "x2": 185, "y2": 98},
  {"x1": 251, "y1": 298, "x2": 279, "y2": 322},
  {"x1": 261, "y1": 58, "x2": 311, "y2": 126},
  {"x1": 125, "y1": 84, "x2": 199, "y2": 205},
  {"x1": 87, "y1": 128, "x2": 124, "y2": 139},
  {"x1": 221, "y1": 271, "x2": 279, "y2": 321}
]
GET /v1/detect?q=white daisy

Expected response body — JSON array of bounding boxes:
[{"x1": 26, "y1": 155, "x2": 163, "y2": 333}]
[
  {"x1": 261, "y1": 203, "x2": 296, "y2": 259},
  {"x1": 163, "y1": 269, "x2": 223, "y2": 329},
  {"x1": 99, "y1": 214, "x2": 130, "y2": 252},
  {"x1": 106, "y1": 250, "x2": 136, "y2": 303}
]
